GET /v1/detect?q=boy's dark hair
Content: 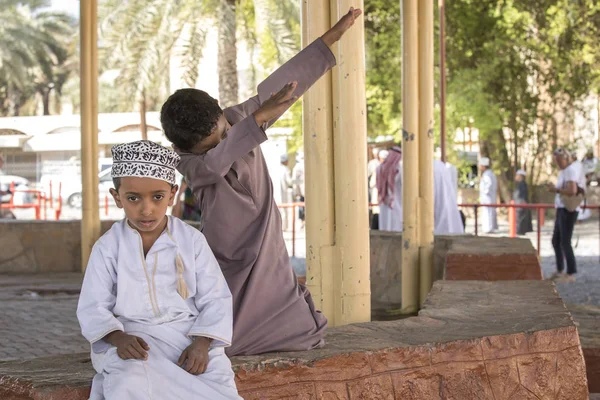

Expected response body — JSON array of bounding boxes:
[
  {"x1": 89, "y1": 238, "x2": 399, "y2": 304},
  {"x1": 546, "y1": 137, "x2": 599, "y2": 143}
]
[{"x1": 160, "y1": 89, "x2": 224, "y2": 151}]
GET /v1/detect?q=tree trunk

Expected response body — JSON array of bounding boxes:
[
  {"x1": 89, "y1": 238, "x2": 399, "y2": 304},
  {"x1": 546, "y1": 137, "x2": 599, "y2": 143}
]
[
  {"x1": 218, "y1": 0, "x2": 239, "y2": 108},
  {"x1": 42, "y1": 89, "x2": 51, "y2": 116},
  {"x1": 140, "y1": 90, "x2": 148, "y2": 141},
  {"x1": 481, "y1": 128, "x2": 512, "y2": 203}
]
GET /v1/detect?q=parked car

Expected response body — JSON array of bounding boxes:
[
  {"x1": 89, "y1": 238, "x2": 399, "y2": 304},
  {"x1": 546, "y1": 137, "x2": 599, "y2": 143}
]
[{"x1": 61, "y1": 168, "x2": 115, "y2": 208}]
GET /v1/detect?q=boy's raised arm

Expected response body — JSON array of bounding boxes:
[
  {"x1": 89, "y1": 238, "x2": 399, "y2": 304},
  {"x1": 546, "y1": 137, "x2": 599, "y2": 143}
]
[{"x1": 225, "y1": 7, "x2": 362, "y2": 127}]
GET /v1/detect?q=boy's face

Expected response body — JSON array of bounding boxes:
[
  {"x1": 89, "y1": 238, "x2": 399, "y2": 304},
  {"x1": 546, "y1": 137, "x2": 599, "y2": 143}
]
[
  {"x1": 110, "y1": 177, "x2": 178, "y2": 234},
  {"x1": 189, "y1": 114, "x2": 231, "y2": 155}
]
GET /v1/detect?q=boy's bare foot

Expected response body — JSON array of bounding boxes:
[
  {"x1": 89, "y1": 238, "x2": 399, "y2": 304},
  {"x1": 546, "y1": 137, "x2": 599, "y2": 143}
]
[{"x1": 321, "y1": 7, "x2": 363, "y2": 47}]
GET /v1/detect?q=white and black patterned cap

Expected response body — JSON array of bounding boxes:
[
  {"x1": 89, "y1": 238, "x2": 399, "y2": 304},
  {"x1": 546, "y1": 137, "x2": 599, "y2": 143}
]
[{"x1": 111, "y1": 140, "x2": 180, "y2": 185}]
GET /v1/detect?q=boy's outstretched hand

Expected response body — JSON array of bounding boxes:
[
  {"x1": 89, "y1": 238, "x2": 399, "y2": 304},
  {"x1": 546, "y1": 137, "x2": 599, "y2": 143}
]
[
  {"x1": 321, "y1": 7, "x2": 363, "y2": 47},
  {"x1": 178, "y1": 336, "x2": 211, "y2": 375},
  {"x1": 253, "y1": 81, "x2": 298, "y2": 127},
  {"x1": 104, "y1": 331, "x2": 150, "y2": 361}
]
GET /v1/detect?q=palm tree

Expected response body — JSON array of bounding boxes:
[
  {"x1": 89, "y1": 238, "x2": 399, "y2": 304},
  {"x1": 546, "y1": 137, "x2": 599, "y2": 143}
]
[
  {"x1": 99, "y1": 0, "x2": 300, "y2": 125},
  {"x1": 0, "y1": 0, "x2": 75, "y2": 116}
]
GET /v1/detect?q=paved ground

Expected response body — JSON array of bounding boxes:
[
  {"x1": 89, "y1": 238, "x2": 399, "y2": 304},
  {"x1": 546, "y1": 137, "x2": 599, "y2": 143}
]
[{"x1": 0, "y1": 215, "x2": 598, "y2": 363}]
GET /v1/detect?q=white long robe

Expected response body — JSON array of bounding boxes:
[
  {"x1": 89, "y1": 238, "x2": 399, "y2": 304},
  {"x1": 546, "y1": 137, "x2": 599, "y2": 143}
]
[
  {"x1": 379, "y1": 161, "x2": 463, "y2": 234},
  {"x1": 445, "y1": 162, "x2": 459, "y2": 197},
  {"x1": 434, "y1": 160, "x2": 464, "y2": 234},
  {"x1": 479, "y1": 168, "x2": 498, "y2": 233},
  {"x1": 77, "y1": 217, "x2": 240, "y2": 400},
  {"x1": 278, "y1": 164, "x2": 293, "y2": 229},
  {"x1": 378, "y1": 161, "x2": 403, "y2": 232}
]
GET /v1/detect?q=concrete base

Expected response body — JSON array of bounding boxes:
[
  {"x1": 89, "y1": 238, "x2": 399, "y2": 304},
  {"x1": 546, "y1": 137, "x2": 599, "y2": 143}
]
[
  {"x1": 0, "y1": 281, "x2": 588, "y2": 399},
  {"x1": 370, "y1": 232, "x2": 543, "y2": 316}
]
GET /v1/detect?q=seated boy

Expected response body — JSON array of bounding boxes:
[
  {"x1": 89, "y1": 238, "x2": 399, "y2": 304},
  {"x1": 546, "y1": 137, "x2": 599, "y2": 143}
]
[
  {"x1": 77, "y1": 140, "x2": 240, "y2": 400},
  {"x1": 160, "y1": 8, "x2": 362, "y2": 355}
]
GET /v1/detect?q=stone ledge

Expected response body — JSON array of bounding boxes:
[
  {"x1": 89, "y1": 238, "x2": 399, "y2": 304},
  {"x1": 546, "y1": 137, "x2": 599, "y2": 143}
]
[
  {"x1": 444, "y1": 237, "x2": 542, "y2": 281},
  {"x1": 0, "y1": 281, "x2": 588, "y2": 399},
  {"x1": 568, "y1": 303, "x2": 600, "y2": 393}
]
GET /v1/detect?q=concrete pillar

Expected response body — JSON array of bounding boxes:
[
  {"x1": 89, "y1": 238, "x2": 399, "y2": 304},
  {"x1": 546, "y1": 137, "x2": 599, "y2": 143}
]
[
  {"x1": 418, "y1": 0, "x2": 435, "y2": 305},
  {"x1": 302, "y1": 0, "x2": 371, "y2": 326},
  {"x1": 301, "y1": 0, "x2": 336, "y2": 320},
  {"x1": 80, "y1": 0, "x2": 100, "y2": 270},
  {"x1": 401, "y1": 0, "x2": 420, "y2": 314},
  {"x1": 330, "y1": 0, "x2": 371, "y2": 325}
]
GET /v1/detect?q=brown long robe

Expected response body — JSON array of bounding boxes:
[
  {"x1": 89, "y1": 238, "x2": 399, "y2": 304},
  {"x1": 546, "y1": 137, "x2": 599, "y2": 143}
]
[{"x1": 176, "y1": 39, "x2": 333, "y2": 356}]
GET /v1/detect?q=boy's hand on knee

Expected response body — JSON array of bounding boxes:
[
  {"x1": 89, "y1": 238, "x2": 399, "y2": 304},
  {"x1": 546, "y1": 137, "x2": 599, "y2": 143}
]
[
  {"x1": 104, "y1": 331, "x2": 149, "y2": 361},
  {"x1": 321, "y1": 7, "x2": 363, "y2": 47},
  {"x1": 253, "y1": 82, "x2": 298, "y2": 126},
  {"x1": 178, "y1": 336, "x2": 212, "y2": 375}
]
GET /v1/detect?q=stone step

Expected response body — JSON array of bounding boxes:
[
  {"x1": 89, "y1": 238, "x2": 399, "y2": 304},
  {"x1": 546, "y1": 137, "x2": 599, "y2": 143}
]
[{"x1": 0, "y1": 280, "x2": 588, "y2": 399}]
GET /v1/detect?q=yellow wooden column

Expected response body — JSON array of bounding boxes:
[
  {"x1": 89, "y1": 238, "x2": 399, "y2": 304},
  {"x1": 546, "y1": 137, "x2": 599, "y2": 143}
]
[
  {"x1": 401, "y1": 0, "x2": 420, "y2": 314},
  {"x1": 301, "y1": 0, "x2": 336, "y2": 320},
  {"x1": 80, "y1": 0, "x2": 100, "y2": 270},
  {"x1": 418, "y1": 0, "x2": 434, "y2": 304},
  {"x1": 330, "y1": 0, "x2": 371, "y2": 325},
  {"x1": 302, "y1": 0, "x2": 371, "y2": 326}
]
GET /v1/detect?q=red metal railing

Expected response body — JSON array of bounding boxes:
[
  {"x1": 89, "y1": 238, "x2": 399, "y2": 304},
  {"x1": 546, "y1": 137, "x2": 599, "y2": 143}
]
[
  {"x1": 277, "y1": 201, "x2": 600, "y2": 259},
  {"x1": 458, "y1": 203, "x2": 600, "y2": 257},
  {"x1": 1, "y1": 182, "x2": 64, "y2": 220}
]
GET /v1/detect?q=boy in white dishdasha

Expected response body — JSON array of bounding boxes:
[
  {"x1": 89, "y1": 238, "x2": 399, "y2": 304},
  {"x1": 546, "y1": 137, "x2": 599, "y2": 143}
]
[{"x1": 77, "y1": 140, "x2": 240, "y2": 399}]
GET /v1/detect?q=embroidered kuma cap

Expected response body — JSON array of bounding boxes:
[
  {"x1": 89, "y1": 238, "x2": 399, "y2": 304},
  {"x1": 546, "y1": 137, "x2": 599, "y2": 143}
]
[
  {"x1": 479, "y1": 157, "x2": 490, "y2": 167},
  {"x1": 111, "y1": 140, "x2": 180, "y2": 185}
]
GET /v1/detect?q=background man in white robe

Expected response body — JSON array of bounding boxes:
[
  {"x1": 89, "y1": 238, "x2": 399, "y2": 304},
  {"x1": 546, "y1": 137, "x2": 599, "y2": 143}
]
[
  {"x1": 277, "y1": 154, "x2": 293, "y2": 230},
  {"x1": 376, "y1": 148, "x2": 463, "y2": 234},
  {"x1": 478, "y1": 156, "x2": 498, "y2": 233},
  {"x1": 77, "y1": 141, "x2": 240, "y2": 400},
  {"x1": 434, "y1": 160, "x2": 464, "y2": 234}
]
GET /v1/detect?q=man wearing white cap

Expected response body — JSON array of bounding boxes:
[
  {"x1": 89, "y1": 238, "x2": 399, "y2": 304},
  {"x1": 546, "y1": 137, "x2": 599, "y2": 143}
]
[
  {"x1": 513, "y1": 169, "x2": 533, "y2": 235},
  {"x1": 479, "y1": 157, "x2": 498, "y2": 233}
]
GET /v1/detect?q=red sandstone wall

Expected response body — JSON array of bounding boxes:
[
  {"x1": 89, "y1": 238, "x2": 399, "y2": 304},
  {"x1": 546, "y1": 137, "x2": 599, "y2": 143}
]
[
  {"x1": 445, "y1": 253, "x2": 543, "y2": 281},
  {"x1": 235, "y1": 327, "x2": 588, "y2": 399}
]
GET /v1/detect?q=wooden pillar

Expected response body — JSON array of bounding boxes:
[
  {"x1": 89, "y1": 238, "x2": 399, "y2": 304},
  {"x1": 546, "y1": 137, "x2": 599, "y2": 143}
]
[
  {"x1": 330, "y1": 0, "x2": 371, "y2": 325},
  {"x1": 418, "y1": 0, "x2": 434, "y2": 304},
  {"x1": 302, "y1": 0, "x2": 336, "y2": 321},
  {"x1": 80, "y1": 0, "x2": 100, "y2": 270},
  {"x1": 401, "y1": 0, "x2": 420, "y2": 314},
  {"x1": 439, "y1": 0, "x2": 446, "y2": 163},
  {"x1": 302, "y1": 0, "x2": 371, "y2": 326}
]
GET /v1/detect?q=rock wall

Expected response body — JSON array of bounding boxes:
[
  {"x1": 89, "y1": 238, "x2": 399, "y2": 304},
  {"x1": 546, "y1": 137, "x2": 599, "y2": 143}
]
[{"x1": 0, "y1": 220, "x2": 200, "y2": 273}]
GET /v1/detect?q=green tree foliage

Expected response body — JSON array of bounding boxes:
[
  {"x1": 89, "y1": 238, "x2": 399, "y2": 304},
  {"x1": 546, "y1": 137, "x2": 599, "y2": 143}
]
[
  {"x1": 445, "y1": 0, "x2": 599, "y2": 200},
  {"x1": 364, "y1": 0, "x2": 401, "y2": 139},
  {"x1": 0, "y1": 0, "x2": 75, "y2": 116}
]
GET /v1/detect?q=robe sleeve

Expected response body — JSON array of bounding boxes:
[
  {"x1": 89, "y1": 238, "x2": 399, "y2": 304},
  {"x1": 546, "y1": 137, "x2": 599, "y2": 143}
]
[
  {"x1": 223, "y1": 37, "x2": 336, "y2": 127},
  {"x1": 177, "y1": 116, "x2": 267, "y2": 187},
  {"x1": 178, "y1": 38, "x2": 335, "y2": 191},
  {"x1": 187, "y1": 233, "x2": 233, "y2": 348},
  {"x1": 177, "y1": 38, "x2": 335, "y2": 189},
  {"x1": 76, "y1": 244, "x2": 124, "y2": 354}
]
